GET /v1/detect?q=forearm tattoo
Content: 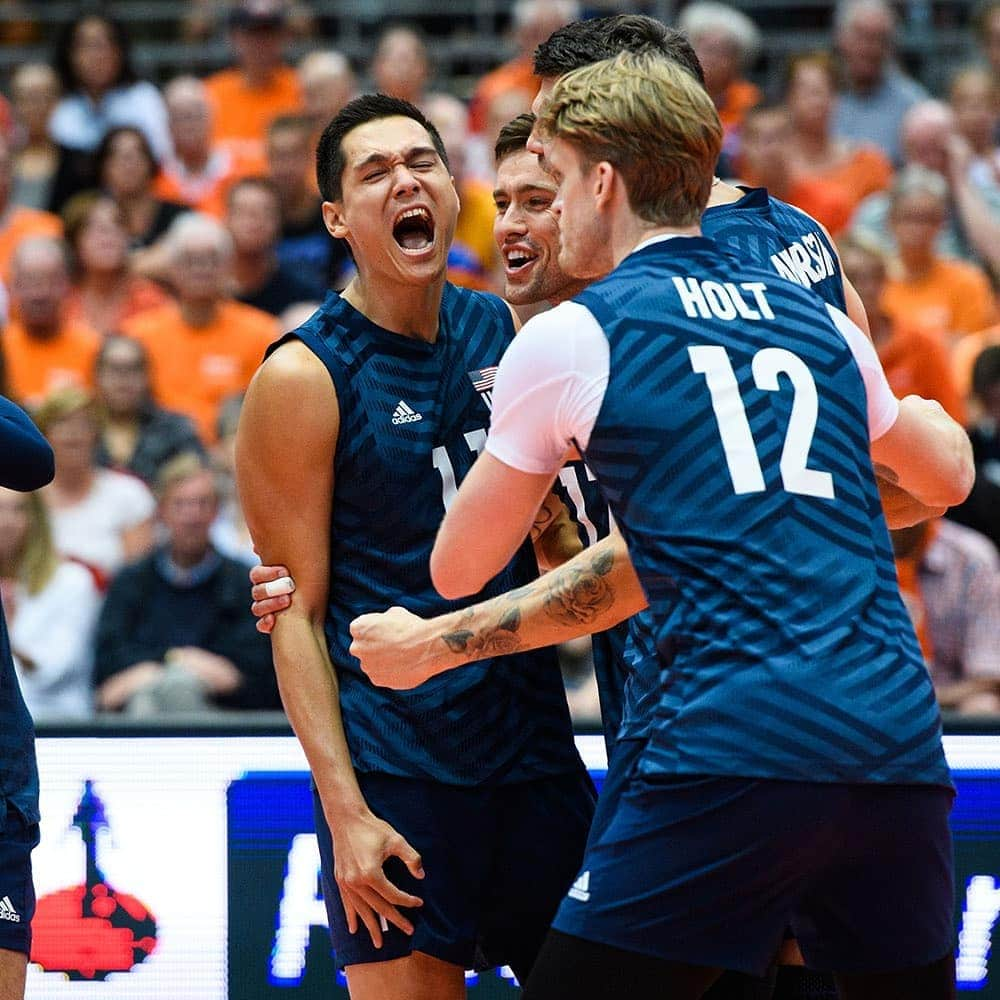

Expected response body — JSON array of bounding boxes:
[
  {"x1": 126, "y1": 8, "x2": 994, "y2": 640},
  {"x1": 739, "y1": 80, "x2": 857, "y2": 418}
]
[
  {"x1": 530, "y1": 495, "x2": 560, "y2": 541},
  {"x1": 434, "y1": 545, "x2": 619, "y2": 662},
  {"x1": 543, "y1": 547, "x2": 616, "y2": 626}
]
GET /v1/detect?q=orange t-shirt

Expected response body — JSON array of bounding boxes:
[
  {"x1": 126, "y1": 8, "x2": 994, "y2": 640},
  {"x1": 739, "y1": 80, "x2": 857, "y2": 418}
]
[
  {"x1": 2, "y1": 317, "x2": 101, "y2": 407},
  {"x1": 951, "y1": 325, "x2": 1000, "y2": 400},
  {"x1": 815, "y1": 146, "x2": 893, "y2": 215},
  {"x1": 876, "y1": 319, "x2": 966, "y2": 424},
  {"x1": 468, "y1": 57, "x2": 539, "y2": 134},
  {"x1": 64, "y1": 276, "x2": 172, "y2": 335},
  {"x1": 881, "y1": 259, "x2": 999, "y2": 344},
  {"x1": 785, "y1": 176, "x2": 853, "y2": 237},
  {"x1": 204, "y1": 66, "x2": 303, "y2": 159},
  {"x1": 718, "y1": 79, "x2": 762, "y2": 133},
  {"x1": 0, "y1": 206, "x2": 63, "y2": 282},
  {"x1": 122, "y1": 299, "x2": 278, "y2": 443},
  {"x1": 153, "y1": 147, "x2": 266, "y2": 218}
]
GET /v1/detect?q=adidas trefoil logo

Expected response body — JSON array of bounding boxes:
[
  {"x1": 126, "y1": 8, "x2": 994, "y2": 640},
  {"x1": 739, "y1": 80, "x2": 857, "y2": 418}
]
[
  {"x1": 0, "y1": 896, "x2": 20, "y2": 922},
  {"x1": 391, "y1": 400, "x2": 423, "y2": 425},
  {"x1": 568, "y1": 871, "x2": 590, "y2": 902}
]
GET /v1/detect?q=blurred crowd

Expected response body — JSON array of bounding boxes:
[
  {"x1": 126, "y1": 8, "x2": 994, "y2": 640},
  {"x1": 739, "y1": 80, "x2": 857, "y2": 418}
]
[{"x1": 0, "y1": 0, "x2": 996, "y2": 723}]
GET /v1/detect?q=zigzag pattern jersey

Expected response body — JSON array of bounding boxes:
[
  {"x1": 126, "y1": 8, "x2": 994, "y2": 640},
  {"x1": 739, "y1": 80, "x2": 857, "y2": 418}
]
[
  {"x1": 573, "y1": 238, "x2": 949, "y2": 787},
  {"x1": 617, "y1": 189, "x2": 851, "y2": 747},
  {"x1": 282, "y1": 287, "x2": 579, "y2": 785},
  {"x1": 702, "y1": 186, "x2": 847, "y2": 312}
]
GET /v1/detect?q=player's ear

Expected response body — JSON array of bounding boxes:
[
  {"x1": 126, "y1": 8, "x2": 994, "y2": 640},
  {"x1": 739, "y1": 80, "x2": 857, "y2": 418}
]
[
  {"x1": 322, "y1": 201, "x2": 349, "y2": 240},
  {"x1": 593, "y1": 162, "x2": 615, "y2": 212}
]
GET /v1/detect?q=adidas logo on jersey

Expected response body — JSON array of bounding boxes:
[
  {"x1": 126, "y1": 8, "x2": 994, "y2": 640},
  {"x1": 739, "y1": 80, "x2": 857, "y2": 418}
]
[
  {"x1": 0, "y1": 896, "x2": 20, "y2": 922},
  {"x1": 568, "y1": 871, "x2": 590, "y2": 902},
  {"x1": 392, "y1": 400, "x2": 423, "y2": 425}
]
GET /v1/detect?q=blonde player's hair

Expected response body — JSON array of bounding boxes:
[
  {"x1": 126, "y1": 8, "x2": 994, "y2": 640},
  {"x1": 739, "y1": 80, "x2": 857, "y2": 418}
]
[{"x1": 538, "y1": 51, "x2": 722, "y2": 228}]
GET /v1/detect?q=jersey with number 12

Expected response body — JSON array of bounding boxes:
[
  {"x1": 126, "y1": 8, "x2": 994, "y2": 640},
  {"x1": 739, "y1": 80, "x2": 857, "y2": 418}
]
[{"x1": 575, "y1": 237, "x2": 949, "y2": 788}]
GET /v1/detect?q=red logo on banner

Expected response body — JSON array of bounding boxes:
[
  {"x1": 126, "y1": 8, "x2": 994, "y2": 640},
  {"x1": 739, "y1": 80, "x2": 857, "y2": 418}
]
[{"x1": 30, "y1": 781, "x2": 158, "y2": 980}]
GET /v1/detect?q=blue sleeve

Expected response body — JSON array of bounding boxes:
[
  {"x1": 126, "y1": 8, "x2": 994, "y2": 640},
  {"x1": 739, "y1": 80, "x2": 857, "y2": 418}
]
[{"x1": 0, "y1": 396, "x2": 55, "y2": 491}]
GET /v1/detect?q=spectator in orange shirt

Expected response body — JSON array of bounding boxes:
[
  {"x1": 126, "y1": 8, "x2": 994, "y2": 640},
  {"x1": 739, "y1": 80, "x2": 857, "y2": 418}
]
[
  {"x1": 467, "y1": 1, "x2": 579, "y2": 135},
  {"x1": 839, "y1": 237, "x2": 966, "y2": 423},
  {"x1": 3, "y1": 237, "x2": 100, "y2": 407},
  {"x1": 297, "y1": 51, "x2": 355, "y2": 146},
  {"x1": 953, "y1": 324, "x2": 1000, "y2": 402},
  {"x1": 880, "y1": 165, "x2": 998, "y2": 343},
  {"x1": 266, "y1": 114, "x2": 347, "y2": 295},
  {"x1": 737, "y1": 103, "x2": 853, "y2": 236},
  {"x1": 155, "y1": 76, "x2": 264, "y2": 219},
  {"x1": 371, "y1": 25, "x2": 431, "y2": 108},
  {"x1": 0, "y1": 134, "x2": 63, "y2": 283},
  {"x1": 678, "y1": 1, "x2": 762, "y2": 164},
  {"x1": 203, "y1": 0, "x2": 303, "y2": 161},
  {"x1": 783, "y1": 52, "x2": 894, "y2": 216},
  {"x1": 62, "y1": 193, "x2": 170, "y2": 336},
  {"x1": 121, "y1": 213, "x2": 278, "y2": 444}
]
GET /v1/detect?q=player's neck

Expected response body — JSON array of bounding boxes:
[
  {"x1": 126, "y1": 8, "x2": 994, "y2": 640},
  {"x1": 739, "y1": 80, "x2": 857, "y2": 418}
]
[
  {"x1": 341, "y1": 275, "x2": 444, "y2": 342},
  {"x1": 615, "y1": 217, "x2": 702, "y2": 268},
  {"x1": 706, "y1": 177, "x2": 744, "y2": 207}
]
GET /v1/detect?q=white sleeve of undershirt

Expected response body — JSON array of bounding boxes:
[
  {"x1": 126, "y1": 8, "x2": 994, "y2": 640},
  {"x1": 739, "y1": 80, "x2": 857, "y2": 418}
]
[
  {"x1": 486, "y1": 301, "x2": 609, "y2": 474},
  {"x1": 825, "y1": 303, "x2": 900, "y2": 441}
]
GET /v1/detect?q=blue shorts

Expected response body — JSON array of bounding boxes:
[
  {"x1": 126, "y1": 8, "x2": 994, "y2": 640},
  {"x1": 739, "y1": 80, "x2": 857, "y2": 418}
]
[
  {"x1": 0, "y1": 805, "x2": 38, "y2": 956},
  {"x1": 553, "y1": 742, "x2": 954, "y2": 977},
  {"x1": 314, "y1": 766, "x2": 596, "y2": 971}
]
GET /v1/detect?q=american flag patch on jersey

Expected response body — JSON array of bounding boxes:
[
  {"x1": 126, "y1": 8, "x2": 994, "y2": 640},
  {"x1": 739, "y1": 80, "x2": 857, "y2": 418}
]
[{"x1": 467, "y1": 366, "x2": 498, "y2": 411}]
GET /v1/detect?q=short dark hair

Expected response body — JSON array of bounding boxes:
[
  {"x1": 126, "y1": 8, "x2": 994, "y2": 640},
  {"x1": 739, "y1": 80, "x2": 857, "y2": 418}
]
[
  {"x1": 972, "y1": 345, "x2": 1000, "y2": 401},
  {"x1": 533, "y1": 15, "x2": 706, "y2": 89},
  {"x1": 95, "y1": 125, "x2": 158, "y2": 183},
  {"x1": 53, "y1": 10, "x2": 138, "y2": 93},
  {"x1": 226, "y1": 175, "x2": 282, "y2": 211},
  {"x1": 316, "y1": 93, "x2": 449, "y2": 202},
  {"x1": 494, "y1": 113, "x2": 536, "y2": 166}
]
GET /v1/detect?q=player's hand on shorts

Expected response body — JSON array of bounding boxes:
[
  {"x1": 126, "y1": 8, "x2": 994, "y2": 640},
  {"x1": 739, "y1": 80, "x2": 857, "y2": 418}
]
[
  {"x1": 350, "y1": 607, "x2": 435, "y2": 690},
  {"x1": 249, "y1": 564, "x2": 295, "y2": 634},
  {"x1": 330, "y1": 809, "x2": 425, "y2": 948}
]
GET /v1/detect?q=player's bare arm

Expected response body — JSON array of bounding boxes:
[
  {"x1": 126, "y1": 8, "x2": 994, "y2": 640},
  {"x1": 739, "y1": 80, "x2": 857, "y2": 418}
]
[
  {"x1": 351, "y1": 528, "x2": 646, "y2": 690},
  {"x1": 236, "y1": 341, "x2": 424, "y2": 948},
  {"x1": 870, "y1": 394, "x2": 975, "y2": 510}
]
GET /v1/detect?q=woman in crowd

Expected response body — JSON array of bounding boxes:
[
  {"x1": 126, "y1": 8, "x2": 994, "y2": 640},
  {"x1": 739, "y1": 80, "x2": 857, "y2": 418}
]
[
  {"x1": 63, "y1": 193, "x2": 170, "y2": 335},
  {"x1": 880, "y1": 165, "x2": 998, "y2": 343},
  {"x1": 34, "y1": 387, "x2": 156, "y2": 583},
  {"x1": 49, "y1": 11, "x2": 170, "y2": 162},
  {"x1": 783, "y1": 52, "x2": 894, "y2": 216},
  {"x1": 96, "y1": 126, "x2": 185, "y2": 251},
  {"x1": 0, "y1": 487, "x2": 102, "y2": 721},
  {"x1": 93, "y1": 335, "x2": 204, "y2": 487}
]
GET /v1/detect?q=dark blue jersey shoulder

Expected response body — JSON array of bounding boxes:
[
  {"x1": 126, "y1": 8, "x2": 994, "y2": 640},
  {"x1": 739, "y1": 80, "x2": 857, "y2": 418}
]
[
  {"x1": 285, "y1": 285, "x2": 579, "y2": 785},
  {"x1": 702, "y1": 187, "x2": 847, "y2": 312}
]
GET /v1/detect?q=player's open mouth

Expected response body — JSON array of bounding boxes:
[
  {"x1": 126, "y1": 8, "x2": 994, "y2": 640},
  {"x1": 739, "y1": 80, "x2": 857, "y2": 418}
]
[
  {"x1": 504, "y1": 246, "x2": 539, "y2": 277},
  {"x1": 392, "y1": 206, "x2": 436, "y2": 254}
]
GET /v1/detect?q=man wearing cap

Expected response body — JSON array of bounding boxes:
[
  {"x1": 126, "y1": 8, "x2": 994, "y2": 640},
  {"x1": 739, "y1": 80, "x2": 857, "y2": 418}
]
[{"x1": 203, "y1": 0, "x2": 303, "y2": 160}]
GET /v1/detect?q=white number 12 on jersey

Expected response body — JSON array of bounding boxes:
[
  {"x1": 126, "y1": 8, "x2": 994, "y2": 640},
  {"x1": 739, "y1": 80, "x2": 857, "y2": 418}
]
[{"x1": 688, "y1": 345, "x2": 835, "y2": 499}]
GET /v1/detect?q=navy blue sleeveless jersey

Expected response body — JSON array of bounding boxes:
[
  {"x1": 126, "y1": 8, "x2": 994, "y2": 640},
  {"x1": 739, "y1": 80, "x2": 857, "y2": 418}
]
[
  {"x1": 0, "y1": 396, "x2": 54, "y2": 828},
  {"x1": 575, "y1": 237, "x2": 949, "y2": 788},
  {"x1": 550, "y1": 462, "x2": 627, "y2": 756},
  {"x1": 702, "y1": 187, "x2": 847, "y2": 312},
  {"x1": 618, "y1": 189, "x2": 851, "y2": 743},
  {"x1": 288, "y1": 287, "x2": 579, "y2": 785}
]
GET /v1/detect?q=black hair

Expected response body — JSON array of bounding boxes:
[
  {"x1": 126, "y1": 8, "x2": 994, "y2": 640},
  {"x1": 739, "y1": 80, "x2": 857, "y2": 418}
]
[
  {"x1": 972, "y1": 345, "x2": 1000, "y2": 400},
  {"x1": 533, "y1": 15, "x2": 706, "y2": 88},
  {"x1": 52, "y1": 9, "x2": 138, "y2": 93},
  {"x1": 316, "y1": 93, "x2": 449, "y2": 202},
  {"x1": 95, "y1": 125, "x2": 158, "y2": 183},
  {"x1": 494, "y1": 113, "x2": 536, "y2": 166}
]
